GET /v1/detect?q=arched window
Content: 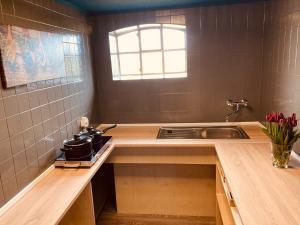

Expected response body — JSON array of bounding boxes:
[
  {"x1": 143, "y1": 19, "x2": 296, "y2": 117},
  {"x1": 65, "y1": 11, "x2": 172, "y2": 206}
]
[{"x1": 109, "y1": 24, "x2": 187, "y2": 80}]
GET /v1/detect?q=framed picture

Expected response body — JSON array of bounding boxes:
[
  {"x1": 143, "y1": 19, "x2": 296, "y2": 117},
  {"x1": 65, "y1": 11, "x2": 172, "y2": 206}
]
[{"x1": 0, "y1": 25, "x2": 66, "y2": 88}]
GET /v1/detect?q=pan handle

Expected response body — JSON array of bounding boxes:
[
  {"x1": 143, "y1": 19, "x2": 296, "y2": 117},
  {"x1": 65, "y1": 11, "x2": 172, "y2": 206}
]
[{"x1": 102, "y1": 124, "x2": 117, "y2": 134}]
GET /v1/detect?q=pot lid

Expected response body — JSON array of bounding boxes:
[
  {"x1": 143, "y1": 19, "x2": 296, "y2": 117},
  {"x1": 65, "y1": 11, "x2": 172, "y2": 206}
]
[
  {"x1": 64, "y1": 134, "x2": 92, "y2": 146},
  {"x1": 86, "y1": 127, "x2": 102, "y2": 135}
]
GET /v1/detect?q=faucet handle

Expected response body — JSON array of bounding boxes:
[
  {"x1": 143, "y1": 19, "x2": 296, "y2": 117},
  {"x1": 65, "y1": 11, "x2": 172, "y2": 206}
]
[
  {"x1": 226, "y1": 99, "x2": 234, "y2": 107},
  {"x1": 226, "y1": 99, "x2": 248, "y2": 107},
  {"x1": 240, "y1": 99, "x2": 248, "y2": 107}
]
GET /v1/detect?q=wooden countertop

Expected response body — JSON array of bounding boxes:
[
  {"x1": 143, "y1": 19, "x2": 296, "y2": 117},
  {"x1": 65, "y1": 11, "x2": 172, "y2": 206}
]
[
  {"x1": 1, "y1": 122, "x2": 299, "y2": 225},
  {"x1": 0, "y1": 145, "x2": 114, "y2": 225},
  {"x1": 216, "y1": 143, "x2": 300, "y2": 225}
]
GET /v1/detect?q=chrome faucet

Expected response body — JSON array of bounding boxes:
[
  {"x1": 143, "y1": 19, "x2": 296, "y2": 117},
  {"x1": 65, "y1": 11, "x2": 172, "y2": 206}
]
[{"x1": 225, "y1": 99, "x2": 248, "y2": 122}]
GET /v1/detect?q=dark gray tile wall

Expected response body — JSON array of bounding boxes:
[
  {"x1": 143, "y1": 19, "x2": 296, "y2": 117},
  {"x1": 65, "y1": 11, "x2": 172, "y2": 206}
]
[
  {"x1": 90, "y1": 2, "x2": 266, "y2": 123},
  {"x1": 0, "y1": 0, "x2": 94, "y2": 204},
  {"x1": 261, "y1": 0, "x2": 300, "y2": 154}
]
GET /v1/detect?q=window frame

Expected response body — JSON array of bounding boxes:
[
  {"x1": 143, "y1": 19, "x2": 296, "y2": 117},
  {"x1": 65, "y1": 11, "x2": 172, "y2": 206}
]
[{"x1": 109, "y1": 24, "x2": 187, "y2": 80}]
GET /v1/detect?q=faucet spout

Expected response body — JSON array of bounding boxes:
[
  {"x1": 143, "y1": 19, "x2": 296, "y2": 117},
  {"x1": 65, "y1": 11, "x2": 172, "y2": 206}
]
[{"x1": 225, "y1": 99, "x2": 248, "y2": 122}]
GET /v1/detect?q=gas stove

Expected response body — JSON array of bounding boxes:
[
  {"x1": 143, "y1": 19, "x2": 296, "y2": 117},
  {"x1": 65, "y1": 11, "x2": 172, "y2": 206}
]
[{"x1": 55, "y1": 136, "x2": 112, "y2": 168}]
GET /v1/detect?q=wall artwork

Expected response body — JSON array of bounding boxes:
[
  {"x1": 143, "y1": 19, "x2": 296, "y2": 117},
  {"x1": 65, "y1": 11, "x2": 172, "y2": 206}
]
[{"x1": 0, "y1": 25, "x2": 66, "y2": 88}]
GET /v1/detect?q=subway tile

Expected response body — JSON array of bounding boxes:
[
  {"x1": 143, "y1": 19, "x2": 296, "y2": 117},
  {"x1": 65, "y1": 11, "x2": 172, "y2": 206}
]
[
  {"x1": 0, "y1": 182, "x2": 5, "y2": 207},
  {"x1": 15, "y1": 85, "x2": 28, "y2": 94},
  {"x1": 33, "y1": 124, "x2": 45, "y2": 142},
  {"x1": 20, "y1": 111, "x2": 33, "y2": 131},
  {"x1": 0, "y1": 99, "x2": 5, "y2": 119},
  {"x1": 27, "y1": 82, "x2": 38, "y2": 92},
  {"x1": 64, "y1": 110, "x2": 72, "y2": 123},
  {"x1": 38, "y1": 150, "x2": 56, "y2": 171},
  {"x1": 0, "y1": 119, "x2": 9, "y2": 141},
  {"x1": 63, "y1": 97, "x2": 71, "y2": 110},
  {"x1": 16, "y1": 168, "x2": 30, "y2": 190},
  {"x1": 10, "y1": 133, "x2": 24, "y2": 155},
  {"x1": 36, "y1": 81, "x2": 46, "y2": 89},
  {"x1": 61, "y1": 84, "x2": 69, "y2": 97},
  {"x1": 13, "y1": 151, "x2": 27, "y2": 173},
  {"x1": 41, "y1": 104, "x2": 50, "y2": 121},
  {"x1": 17, "y1": 93, "x2": 30, "y2": 113},
  {"x1": 0, "y1": 158, "x2": 16, "y2": 182},
  {"x1": 54, "y1": 86, "x2": 63, "y2": 99},
  {"x1": 23, "y1": 128, "x2": 35, "y2": 148},
  {"x1": 60, "y1": 126, "x2": 68, "y2": 141},
  {"x1": 49, "y1": 102, "x2": 58, "y2": 117},
  {"x1": 37, "y1": 89, "x2": 48, "y2": 106},
  {"x1": 3, "y1": 95, "x2": 19, "y2": 117},
  {"x1": 27, "y1": 160, "x2": 39, "y2": 180},
  {"x1": 31, "y1": 107, "x2": 42, "y2": 125},
  {"x1": 51, "y1": 116, "x2": 60, "y2": 132},
  {"x1": 2, "y1": 176, "x2": 18, "y2": 202},
  {"x1": 66, "y1": 123, "x2": 73, "y2": 138},
  {"x1": 0, "y1": 139, "x2": 12, "y2": 164},
  {"x1": 45, "y1": 135, "x2": 54, "y2": 152},
  {"x1": 71, "y1": 120, "x2": 80, "y2": 134},
  {"x1": 43, "y1": 119, "x2": 53, "y2": 136},
  {"x1": 25, "y1": 144, "x2": 38, "y2": 164},
  {"x1": 36, "y1": 139, "x2": 47, "y2": 158},
  {"x1": 28, "y1": 91, "x2": 40, "y2": 109},
  {"x1": 53, "y1": 130, "x2": 61, "y2": 147},
  {"x1": 1, "y1": 87, "x2": 16, "y2": 97},
  {"x1": 56, "y1": 100, "x2": 64, "y2": 114},
  {"x1": 47, "y1": 87, "x2": 56, "y2": 102}
]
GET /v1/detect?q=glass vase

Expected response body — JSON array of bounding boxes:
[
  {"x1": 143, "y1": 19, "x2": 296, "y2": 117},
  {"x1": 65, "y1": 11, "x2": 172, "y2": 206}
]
[{"x1": 271, "y1": 143, "x2": 293, "y2": 168}]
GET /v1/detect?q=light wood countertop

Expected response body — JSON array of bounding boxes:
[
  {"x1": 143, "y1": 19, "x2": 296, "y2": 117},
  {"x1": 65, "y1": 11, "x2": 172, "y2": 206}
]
[
  {"x1": 1, "y1": 122, "x2": 299, "y2": 225},
  {"x1": 0, "y1": 145, "x2": 114, "y2": 225},
  {"x1": 215, "y1": 143, "x2": 300, "y2": 225}
]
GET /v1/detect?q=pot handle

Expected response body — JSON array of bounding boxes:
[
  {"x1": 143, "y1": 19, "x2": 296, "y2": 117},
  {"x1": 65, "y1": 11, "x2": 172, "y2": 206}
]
[
  {"x1": 102, "y1": 124, "x2": 117, "y2": 134},
  {"x1": 63, "y1": 162, "x2": 81, "y2": 168}
]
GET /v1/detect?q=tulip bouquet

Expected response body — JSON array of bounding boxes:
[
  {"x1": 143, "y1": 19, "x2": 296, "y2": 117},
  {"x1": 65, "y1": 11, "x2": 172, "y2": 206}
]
[
  {"x1": 262, "y1": 112, "x2": 300, "y2": 168},
  {"x1": 262, "y1": 112, "x2": 300, "y2": 145}
]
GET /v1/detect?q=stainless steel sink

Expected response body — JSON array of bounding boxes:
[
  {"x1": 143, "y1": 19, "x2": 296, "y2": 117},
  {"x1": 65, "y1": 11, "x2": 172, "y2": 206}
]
[{"x1": 157, "y1": 126, "x2": 249, "y2": 139}]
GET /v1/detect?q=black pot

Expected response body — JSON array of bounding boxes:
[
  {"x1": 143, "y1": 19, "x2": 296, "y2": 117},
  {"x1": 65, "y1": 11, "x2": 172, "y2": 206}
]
[
  {"x1": 80, "y1": 125, "x2": 117, "y2": 151},
  {"x1": 62, "y1": 134, "x2": 93, "y2": 160}
]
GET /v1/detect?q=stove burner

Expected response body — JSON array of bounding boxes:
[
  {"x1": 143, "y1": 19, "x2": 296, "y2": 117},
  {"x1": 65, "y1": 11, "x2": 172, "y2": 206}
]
[{"x1": 55, "y1": 136, "x2": 112, "y2": 168}]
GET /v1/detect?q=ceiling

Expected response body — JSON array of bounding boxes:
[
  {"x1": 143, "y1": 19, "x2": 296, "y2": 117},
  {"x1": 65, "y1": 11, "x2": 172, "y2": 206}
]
[{"x1": 59, "y1": 0, "x2": 265, "y2": 14}]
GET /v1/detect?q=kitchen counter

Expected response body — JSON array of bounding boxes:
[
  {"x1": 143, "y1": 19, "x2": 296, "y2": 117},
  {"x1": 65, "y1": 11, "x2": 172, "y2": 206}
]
[
  {"x1": 215, "y1": 143, "x2": 300, "y2": 225},
  {"x1": 0, "y1": 122, "x2": 299, "y2": 225}
]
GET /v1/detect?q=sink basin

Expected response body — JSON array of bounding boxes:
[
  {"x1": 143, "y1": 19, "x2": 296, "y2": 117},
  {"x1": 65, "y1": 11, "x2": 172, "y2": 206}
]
[{"x1": 157, "y1": 126, "x2": 249, "y2": 139}]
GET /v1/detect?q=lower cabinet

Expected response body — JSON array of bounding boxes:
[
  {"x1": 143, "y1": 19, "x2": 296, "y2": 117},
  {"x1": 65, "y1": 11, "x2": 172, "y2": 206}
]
[
  {"x1": 216, "y1": 160, "x2": 243, "y2": 225},
  {"x1": 59, "y1": 182, "x2": 96, "y2": 225},
  {"x1": 114, "y1": 163, "x2": 216, "y2": 217}
]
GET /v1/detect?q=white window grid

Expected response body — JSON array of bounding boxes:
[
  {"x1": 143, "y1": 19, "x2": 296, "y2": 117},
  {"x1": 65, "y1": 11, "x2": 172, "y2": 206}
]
[{"x1": 109, "y1": 24, "x2": 187, "y2": 80}]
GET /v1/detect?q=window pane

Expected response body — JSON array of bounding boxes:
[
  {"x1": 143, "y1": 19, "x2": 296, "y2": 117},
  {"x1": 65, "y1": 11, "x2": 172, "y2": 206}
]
[
  {"x1": 142, "y1": 74, "x2": 164, "y2": 79},
  {"x1": 141, "y1": 29, "x2": 161, "y2": 50},
  {"x1": 165, "y1": 73, "x2": 187, "y2": 78},
  {"x1": 139, "y1": 24, "x2": 161, "y2": 28},
  {"x1": 112, "y1": 76, "x2": 120, "y2": 80},
  {"x1": 119, "y1": 53, "x2": 140, "y2": 74},
  {"x1": 163, "y1": 29, "x2": 185, "y2": 50},
  {"x1": 118, "y1": 31, "x2": 139, "y2": 52},
  {"x1": 110, "y1": 55, "x2": 119, "y2": 76},
  {"x1": 109, "y1": 35, "x2": 117, "y2": 53},
  {"x1": 164, "y1": 50, "x2": 186, "y2": 73},
  {"x1": 121, "y1": 75, "x2": 142, "y2": 80},
  {"x1": 142, "y1": 52, "x2": 162, "y2": 74}
]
